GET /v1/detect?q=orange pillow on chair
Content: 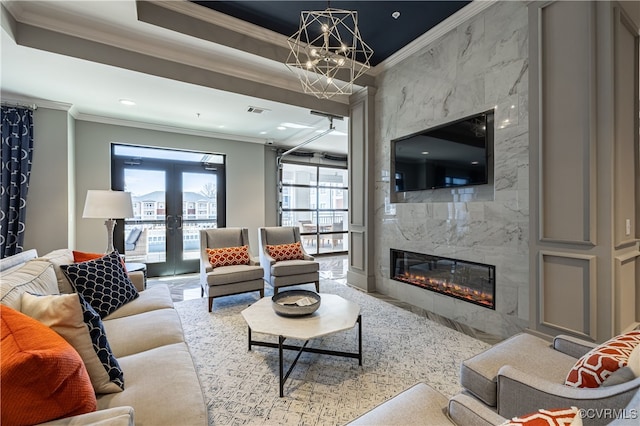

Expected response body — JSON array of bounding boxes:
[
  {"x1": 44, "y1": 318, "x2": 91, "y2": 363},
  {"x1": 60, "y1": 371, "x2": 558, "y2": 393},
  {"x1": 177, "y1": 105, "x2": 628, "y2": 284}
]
[
  {"x1": 1, "y1": 305, "x2": 97, "y2": 426},
  {"x1": 206, "y1": 245, "x2": 250, "y2": 268},
  {"x1": 266, "y1": 241, "x2": 305, "y2": 261}
]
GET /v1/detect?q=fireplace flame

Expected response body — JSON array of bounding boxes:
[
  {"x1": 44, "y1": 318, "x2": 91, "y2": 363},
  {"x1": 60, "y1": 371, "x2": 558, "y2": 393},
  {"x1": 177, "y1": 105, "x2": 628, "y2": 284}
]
[{"x1": 396, "y1": 272, "x2": 494, "y2": 307}]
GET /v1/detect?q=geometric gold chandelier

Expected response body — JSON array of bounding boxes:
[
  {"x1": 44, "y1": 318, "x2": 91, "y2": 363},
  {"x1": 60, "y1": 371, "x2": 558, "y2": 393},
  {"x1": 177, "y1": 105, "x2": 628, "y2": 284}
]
[{"x1": 286, "y1": 7, "x2": 373, "y2": 99}]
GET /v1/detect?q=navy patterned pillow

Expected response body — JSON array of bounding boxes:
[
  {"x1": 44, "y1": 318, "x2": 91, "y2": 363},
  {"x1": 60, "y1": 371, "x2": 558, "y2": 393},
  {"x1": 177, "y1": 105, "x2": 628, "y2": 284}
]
[
  {"x1": 61, "y1": 251, "x2": 138, "y2": 318},
  {"x1": 77, "y1": 293, "x2": 124, "y2": 391}
]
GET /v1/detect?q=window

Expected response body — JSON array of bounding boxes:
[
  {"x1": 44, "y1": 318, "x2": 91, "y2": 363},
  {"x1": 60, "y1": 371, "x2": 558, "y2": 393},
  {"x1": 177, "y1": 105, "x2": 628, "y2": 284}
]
[{"x1": 279, "y1": 162, "x2": 348, "y2": 255}]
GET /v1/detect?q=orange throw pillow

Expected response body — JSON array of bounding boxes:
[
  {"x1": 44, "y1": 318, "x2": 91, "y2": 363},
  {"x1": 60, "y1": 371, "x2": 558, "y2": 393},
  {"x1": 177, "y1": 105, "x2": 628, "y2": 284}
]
[
  {"x1": 266, "y1": 241, "x2": 305, "y2": 261},
  {"x1": 501, "y1": 407, "x2": 582, "y2": 425},
  {"x1": 565, "y1": 330, "x2": 640, "y2": 388},
  {"x1": 1, "y1": 305, "x2": 97, "y2": 425},
  {"x1": 206, "y1": 245, "x2": 250, "y2": 268},
  {"x1": 73, "y1": 250, "x2": 127, "y2": 271}
]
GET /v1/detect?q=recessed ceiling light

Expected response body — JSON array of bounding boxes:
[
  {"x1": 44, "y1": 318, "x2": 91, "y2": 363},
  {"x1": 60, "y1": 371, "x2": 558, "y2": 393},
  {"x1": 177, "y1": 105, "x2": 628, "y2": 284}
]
[
  {"x1": 471, "y1": 161, "x2": 479, "y2": 165},
  {"x1": 277, "y1": 126, "x2": 286, "y2": 130},
  {"x1": 259, "y1": 131, "x2": 268, "y2": 135},
  {"x1": 218, "y1": 125, "x2": 225, "y2": 129},
  {"x1": 119, "y1": 99, "x2": 136, "y2": 106},
  {"x1": 421, "y1": 151, "x2": 429, "y2": 155}
]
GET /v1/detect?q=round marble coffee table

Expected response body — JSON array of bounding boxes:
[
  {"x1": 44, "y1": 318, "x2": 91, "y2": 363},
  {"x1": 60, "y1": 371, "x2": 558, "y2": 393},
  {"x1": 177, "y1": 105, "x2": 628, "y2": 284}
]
[{"x1": 241, "y1": 293, "x2": 362, "y2": 397}]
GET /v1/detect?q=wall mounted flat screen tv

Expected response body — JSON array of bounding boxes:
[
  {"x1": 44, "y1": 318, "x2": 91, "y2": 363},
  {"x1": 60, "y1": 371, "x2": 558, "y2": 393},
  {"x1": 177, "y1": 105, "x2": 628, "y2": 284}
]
[{"x1": 392, "y1": 110, "x2": 494, "y2": 192}]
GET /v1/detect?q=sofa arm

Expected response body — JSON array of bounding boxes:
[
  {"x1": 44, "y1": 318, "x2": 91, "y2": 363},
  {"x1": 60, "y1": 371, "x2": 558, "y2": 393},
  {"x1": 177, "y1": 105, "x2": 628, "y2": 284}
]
[
  {"x1": 448, "y1": 393, "x2": 506, "y2": 425},
  {"x1": 38, "y1": 407, "x2": 134, "y2": 426},
  {"x1": 553, "y1": 334, "x2": 597, "y2": 359},
  {"x1": 128, "y1": 271, "x2": 145, "y2": 292},
  {"x1": 497, "y1": 366, "x2": 640, "y2": 424}
]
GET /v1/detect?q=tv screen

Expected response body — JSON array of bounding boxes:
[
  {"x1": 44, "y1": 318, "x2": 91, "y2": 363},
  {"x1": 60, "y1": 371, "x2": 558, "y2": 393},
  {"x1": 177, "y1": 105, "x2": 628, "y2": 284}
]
[{"x1": 393, "y1": 110, "x2": 493, "y2": 192}]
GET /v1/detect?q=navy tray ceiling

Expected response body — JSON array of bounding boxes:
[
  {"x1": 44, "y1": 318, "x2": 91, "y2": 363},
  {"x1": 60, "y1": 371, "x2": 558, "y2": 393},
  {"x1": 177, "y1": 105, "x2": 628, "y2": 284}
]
[{"x1": 192, "y1": 1, "x2": 471, "y2": 66}]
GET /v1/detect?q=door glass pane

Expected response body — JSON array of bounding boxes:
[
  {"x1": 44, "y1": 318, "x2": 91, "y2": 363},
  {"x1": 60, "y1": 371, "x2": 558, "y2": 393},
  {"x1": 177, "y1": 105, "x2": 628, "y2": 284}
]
[
  {"x1": 282, "y1": 164, "x2": 317, "y2": 185},
  {"x1": 319, "y1": 167, "x2": 348, "y2": 187},
  {"x1": 284, "y1": 187, "x2": 316, "y2": 209},
  {"x1": 124, "y1": 169, "x2": 166, "y2": 264},
  {"x1": 182, "y1": 172, "x2": 218, "y2": 261}
]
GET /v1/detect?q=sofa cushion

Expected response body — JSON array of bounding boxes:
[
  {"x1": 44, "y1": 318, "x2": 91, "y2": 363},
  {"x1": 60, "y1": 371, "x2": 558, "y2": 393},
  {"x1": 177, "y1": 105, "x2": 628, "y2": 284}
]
[
  {"x1": 21, "y1": 292, "x2": 125, "y2": 393},
  {"x1": 206, "y1": 245, "x2": 250, "y2": 268},
  {"x1": 39, "y1": 248, "x2": 76, "y2": 294},
  {"x1": 1, "y1": 305, "x2": 97, "y2": 425},
  {"x1": 0, "y1": 260, "x2": 58, "y2": 311},
  {"x1": 102, "y1": 308, "x2": 185, "y2": 358},
  {"x1": 565, "y1": 331, "x2": 640, "y2": 388},
  {"x1": 61, "y1": 251, "x2": 139, "y2": 318},
  {"x1": 206, "y1": 264, "x2": 264, "y2": 286},
  {"x1": 97, "y1": 343, "x2": 207, "y2": 426},
  {"x1": 103, "y1": 284, "x2": 174, "y2": 320},
  {"x1": 266, "y1": 241, "x2": 305, "y2": 261},
  {"x1": 461, "y1": 333, "x2": 577, "y2": 407}
]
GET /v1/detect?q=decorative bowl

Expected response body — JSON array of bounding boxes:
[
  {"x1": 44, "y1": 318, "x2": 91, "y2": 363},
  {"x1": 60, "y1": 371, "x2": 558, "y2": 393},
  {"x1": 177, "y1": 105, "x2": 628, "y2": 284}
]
[{"x1": 272, "y1": 290, "x2": 321, "y2": 317}]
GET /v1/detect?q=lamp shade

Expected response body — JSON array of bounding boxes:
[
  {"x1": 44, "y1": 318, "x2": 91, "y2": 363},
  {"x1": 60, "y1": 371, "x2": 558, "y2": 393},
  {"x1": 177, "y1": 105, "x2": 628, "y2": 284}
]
[{"x1": 82, "y1": 190, "x2": 134, "y2": 219}]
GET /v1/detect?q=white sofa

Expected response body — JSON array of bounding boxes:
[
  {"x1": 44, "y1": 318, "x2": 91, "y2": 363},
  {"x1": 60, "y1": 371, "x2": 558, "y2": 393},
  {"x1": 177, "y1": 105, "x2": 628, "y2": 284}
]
[{"x1": 0, "y1": 249, "x2": 207, "y2": 425}]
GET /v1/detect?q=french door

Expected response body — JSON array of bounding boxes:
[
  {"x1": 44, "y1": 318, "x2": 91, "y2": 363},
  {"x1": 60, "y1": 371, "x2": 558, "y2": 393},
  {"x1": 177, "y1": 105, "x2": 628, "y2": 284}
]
[{"x1": 112, "y1": 145, "x2": 225, "y2": 276}]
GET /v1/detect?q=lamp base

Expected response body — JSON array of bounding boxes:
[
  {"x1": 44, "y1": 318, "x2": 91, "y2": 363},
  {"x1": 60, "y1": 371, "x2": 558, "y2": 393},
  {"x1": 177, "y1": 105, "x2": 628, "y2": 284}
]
[{"x1": 104, "y1": 219, "x2": 116, "y2": 254}]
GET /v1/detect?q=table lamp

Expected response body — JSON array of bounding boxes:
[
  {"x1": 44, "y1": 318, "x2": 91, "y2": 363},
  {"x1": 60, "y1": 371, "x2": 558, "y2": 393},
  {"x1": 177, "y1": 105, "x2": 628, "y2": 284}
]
[{"x1": 83, "y1": 190, "x2": 134, "y2": 253}]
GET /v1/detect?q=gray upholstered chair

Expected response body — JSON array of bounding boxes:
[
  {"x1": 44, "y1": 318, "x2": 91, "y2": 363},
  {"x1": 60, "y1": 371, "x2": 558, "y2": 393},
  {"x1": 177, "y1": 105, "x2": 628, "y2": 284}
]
[
  {"x1": 348, "y1": 382, "x2": 640, "y2": 426},
  {"x1": 258, "y1": 226, "x2": 319, "y2": 295},
  {"x1": 199, "y1": 227, "x2": 264, "y2": 312},
  {"x1": 460, "y1": 332, "x2": 640, "y2": 424}
]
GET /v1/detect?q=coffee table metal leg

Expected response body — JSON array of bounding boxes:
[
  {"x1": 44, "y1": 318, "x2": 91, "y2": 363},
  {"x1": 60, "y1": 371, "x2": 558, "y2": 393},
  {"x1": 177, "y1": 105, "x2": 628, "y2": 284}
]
[
  {"x1": 279, "y1": 336, "x2": 284, "y2": 397},
  {"x1": 358, "y1": 314, "x2": 362, "y2": 366},
  {"x1": 248, "y1": 326, "x2": 252, "y2": 351}
]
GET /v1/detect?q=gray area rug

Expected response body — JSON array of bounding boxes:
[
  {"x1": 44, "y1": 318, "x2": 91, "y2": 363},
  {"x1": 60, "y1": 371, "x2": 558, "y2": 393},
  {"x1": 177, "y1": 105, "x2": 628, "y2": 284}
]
[{"x1": 174, "y1": 281, "x2": 490, "y2": 425}]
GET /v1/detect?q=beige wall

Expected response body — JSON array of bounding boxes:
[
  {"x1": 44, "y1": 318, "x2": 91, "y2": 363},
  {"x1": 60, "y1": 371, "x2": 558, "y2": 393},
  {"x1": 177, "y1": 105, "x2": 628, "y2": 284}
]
[
  {"x1": 22, "y1": 109, "x2": 272, "y2": 256},
  {"x1": 23, "y1": 107, "x2": 73, "y2": 254}
]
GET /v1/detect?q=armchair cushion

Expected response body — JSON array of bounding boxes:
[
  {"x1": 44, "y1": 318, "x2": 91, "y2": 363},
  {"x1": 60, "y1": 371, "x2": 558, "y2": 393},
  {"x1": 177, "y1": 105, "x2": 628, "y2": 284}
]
[
  {"x1": 461, "y1": 333, "x2": 577, "y2": 407},
  {"x1": 266, "y1": 242, "x2": 305, "y2": 261},
  {"x1": 206, "y1": 264, "x2": 264, "y2": 286},
  {"x1": 206, "y1": 245, "x2": 250, "y2": 268},
  {"x1": 565, "y1": 331, "x2": 640, "y2": 388},
  {"x1": 271, "y1": 259, "x2": 319, "y2": 276}
]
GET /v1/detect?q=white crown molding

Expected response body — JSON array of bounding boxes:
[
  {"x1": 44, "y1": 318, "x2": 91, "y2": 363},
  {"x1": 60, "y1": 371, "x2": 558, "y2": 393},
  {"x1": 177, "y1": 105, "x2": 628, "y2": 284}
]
[
  {"x1": 74, "y1": 112, "x2": 267, "y2": 145},
  {"x1": 371, "y1": 0, "x2": 498, "y2": 76},
  {"x1": 0, "y1": 92, "x2": 74, "y2": 114}
]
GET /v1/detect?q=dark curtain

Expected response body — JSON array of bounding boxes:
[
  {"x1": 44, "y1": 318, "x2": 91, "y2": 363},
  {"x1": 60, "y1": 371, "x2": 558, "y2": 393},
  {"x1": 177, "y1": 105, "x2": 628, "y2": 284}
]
[{"x1": 1, "y1": 106, "x2": 34, "y2": 258}]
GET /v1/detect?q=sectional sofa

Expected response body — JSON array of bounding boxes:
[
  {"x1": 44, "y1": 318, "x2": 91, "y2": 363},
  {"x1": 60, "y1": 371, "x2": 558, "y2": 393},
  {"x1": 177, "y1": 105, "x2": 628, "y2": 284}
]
[{"x1": 0, "y1": 248, "x2": 207, "y2": 425}]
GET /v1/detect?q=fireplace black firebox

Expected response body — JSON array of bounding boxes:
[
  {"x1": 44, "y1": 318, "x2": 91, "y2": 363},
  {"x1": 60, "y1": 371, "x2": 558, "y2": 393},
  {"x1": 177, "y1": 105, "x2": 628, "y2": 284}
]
[{"x1": 390, "y1": 249, "x2": 495, "y2": 309}]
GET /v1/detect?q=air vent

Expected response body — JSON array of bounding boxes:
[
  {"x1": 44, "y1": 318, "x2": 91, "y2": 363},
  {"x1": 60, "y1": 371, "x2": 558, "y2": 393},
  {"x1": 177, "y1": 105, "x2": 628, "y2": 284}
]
[{"x1": 247, "y1": 106, "x2": 270, "y2": 114}]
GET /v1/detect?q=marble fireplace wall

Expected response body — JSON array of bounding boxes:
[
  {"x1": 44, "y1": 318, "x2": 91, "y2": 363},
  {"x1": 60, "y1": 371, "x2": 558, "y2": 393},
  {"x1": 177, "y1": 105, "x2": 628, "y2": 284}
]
[{"x1": 373, "y1": 0, "x2": 529, "y2": 339}]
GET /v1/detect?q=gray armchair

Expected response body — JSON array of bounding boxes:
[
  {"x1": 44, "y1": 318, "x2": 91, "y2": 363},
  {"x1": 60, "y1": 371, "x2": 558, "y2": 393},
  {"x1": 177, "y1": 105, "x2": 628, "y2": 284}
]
[
  {"x1": 460, "y1": 332, "x2": 640, "y2": 425},
  {"x1": 199, "y1": 228, "x2": 264, "y2": 312},
  {"x1": 258, "y1": 226, "x2": 319, "y2": 295},
  {"x1": 348, "y1": 382, "x2": 507, "y2": 426}
]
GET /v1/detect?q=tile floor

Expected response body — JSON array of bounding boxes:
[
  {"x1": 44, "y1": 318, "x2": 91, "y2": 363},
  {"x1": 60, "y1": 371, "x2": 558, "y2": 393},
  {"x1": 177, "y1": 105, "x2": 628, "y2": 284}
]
[{"x1": 147, "y1": 255, "x2": 501, "y2": 345}]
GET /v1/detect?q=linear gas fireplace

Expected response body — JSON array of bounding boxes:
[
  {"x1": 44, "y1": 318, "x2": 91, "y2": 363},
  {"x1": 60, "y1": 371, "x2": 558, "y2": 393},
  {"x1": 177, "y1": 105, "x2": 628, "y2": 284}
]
[{"x1": 390, "y1": 249, "x2": 495, "y2": 309}]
